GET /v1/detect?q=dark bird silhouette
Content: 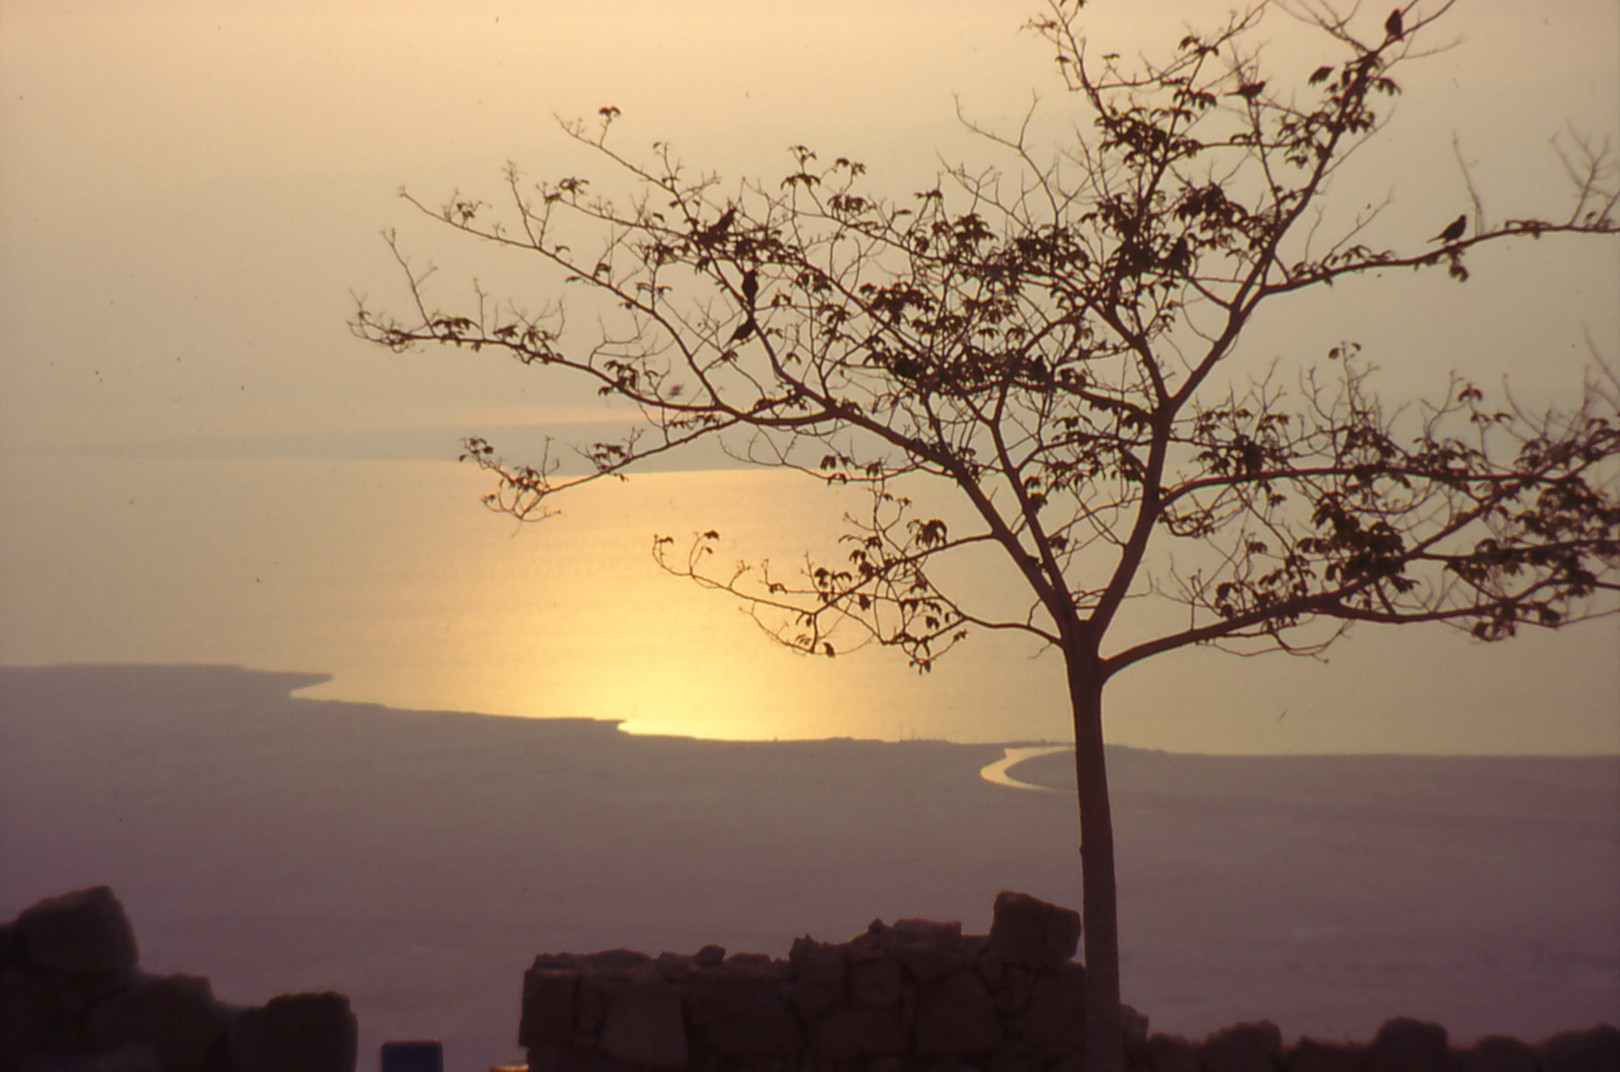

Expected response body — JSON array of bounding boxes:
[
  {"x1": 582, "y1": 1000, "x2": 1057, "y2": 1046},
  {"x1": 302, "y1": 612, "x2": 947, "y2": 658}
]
[
  {"x1": 1166, "y1": 235, "x2": 1191, "y2": 273},
  {"x1": 741, "y1": 268, "x2": 759, "y2": 308},
  {"x1": 1384, "y1": 8, "x2": 1404, "y2": 41},
  {"x1": 699, "y1": 206, "x2": 737, "y2": 245},
  {"x1": 729, "y1": 316, "x2": 756, "y2": 343},
  {"x1": 1430, "y1": 214, "x2": 1467, "y2": 243},
  {"x1": 1231, "y1": 81, "x2": 1266, "y2": 100}
]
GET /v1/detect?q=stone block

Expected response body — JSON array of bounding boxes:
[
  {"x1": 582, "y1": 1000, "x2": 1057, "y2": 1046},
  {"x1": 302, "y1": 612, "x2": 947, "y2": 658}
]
[
  {"x1": 891, "y1": 919, "x2": 963, "y2": 947},
  {"x1": 1370, "y1": 1019, "x2": 1448, "y2": 1072},
  {"x1": 990, "y1": 963, "x2": 1034, "y2": 1015},
  {"x1": 1018, "y1": 963, "x2": 1087, "y2": 1057},
  {"x1": 1147, "y1": 1033, "x2": 1199, "y2": 1072},
  {"x1": 987, "y1": 1039, "x2": 1044, "y2": 1072},
  {"x1": 1201, "y1": 1021, "x2": 1284, "y2": 1072},
  {"x1": 1290, "y1": 1038, "x2": 1369, "y2": 1072},
  {"x1": 576, "y1": 975, "x2": 623, "y2": 1041},
  {"x1": 653, "y1": 953, "x2": 692, "y2": 982},
  {"x1": 18, "y1": 1044, "x2": 164, "y2": 1070},
  {"x1": 723, "y1": 954, "x2": 785, "y2": 978},
  {"x1": 850, "y1": 957, "x2": 904, "y2": 1008},
  {"x1": 686, "y1": 977, "x2": 800, "y2": 1057},
  {"x1": 15, "y1": 887, "x2": 138, "y2": 982},
  {"x1": 87, "y1": 971, "x2": 226, "y2": 1071},
  {"x1": 988, "y1": 892, "x2": 1080, "y2": 971},
  {"x1": 599, "y1": 980, "x2": 687, "y2": 1069},
  {"x1": 814, "y1": 1004, "x2": 906, "y2": 1060},
  {"x1": 583, "y1": 950, "x2": 651, "y2": 974},
  {"x1": 1123, "y1": 1002, "x2": 1150, "y2": 1050},
  {"x1": 893, "y1": 941, "x2": 966, "y2": 983},
  {"x1": 916, "y1": 969, "x2": 999, "y2": 1055},
  {"x1": 1539, "y1": 1025, "x2": 1620, "y2": 1072},
  {"x1": 1459, "y1": 1036, "x2": 1535, "y2": 1072},
  {"x1": 787, "y1": 939, "x2": 845, "y2": 1020},
  {"x1": 518, "y1": 968, "x2": 580, "y2": 1048},
  {"x1": 229, "y1": 991, "x2": 357, "y2": 1072}
]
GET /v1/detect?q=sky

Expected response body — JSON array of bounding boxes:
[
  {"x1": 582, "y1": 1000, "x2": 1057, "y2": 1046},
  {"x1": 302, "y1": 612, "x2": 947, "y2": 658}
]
[{"x1": 2, "y1": 1, "x2": 1618, "y2": 752}]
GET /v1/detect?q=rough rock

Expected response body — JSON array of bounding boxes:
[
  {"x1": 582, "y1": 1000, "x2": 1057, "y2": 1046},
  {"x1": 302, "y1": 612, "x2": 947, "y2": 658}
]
[
  {"x1": 916, "y1": 969, "x2": 999, "y2": 1055},
  {"x1": 15, "y1": 887, "x2": 138, "y2": 982},
  {"x1": 1539, "y1": 1025, "x2": 1620, "y2": 1072},
  {"x1": 1290, "y1": 1038, "x2": 1369, "y2": 1072},
  {"x1": 686, "y1": 976, "x2": 801, "y2": 1057},
  {"x1": 893, "y1": 940, "x2": 966, "y2": 983},
  {"x1": 1146, "y1": 1033, "x2": 1200, "y2": 1072},
  {"x1": 87, "y1": 972, "x2": 225, "y2": 1072},
  {"x1": 228, "y1": 991, "x2": 357, "y2": 1072},
  {"x1": 1370, "y1": 1018, "x2": 1448, "y2": 1072},
  {"x1": 653, "y1": 953, "x2": 692, "y2": 982},
  {"x1": 815, "y1": 1004, "x2": 907, "y2": 1060},
  {"x1": 988, "y1": 961, "x2": 1041, "y2": 1016},
  {"x1": 1018, "y1": 963, "x2": 1087, "y2": 1056},
  {"x1": 599, "y1": 980, "x2": 686, "y2": 1069},
  {"x1": 693, "y1": 944, "x2": 726, "y2": 968},
  {"x1": 850, "y1": 956, "x2": 904, "y2": 1007},
  {"x1": 1200, "y1": 1020, "x2": 1284, "y2": 1072},
  {"x1": 518, "y1": 968, "x2": 580, "y2": 1048},
  {"x1": 787, "y1": 938, "x2": 845, "y2": 1019},
  {"x1": 891, "y1": 918, "x2": 963, "y2": 947},
  {"x1": 583, "y1": 949, "x2": 651, "y2": 974},
  {"x1": 1460, "y1": 1036, "x2": 1537, "y2": 1072},
  {"x1": 988, "y1": 891, "x2": 1080, "y2": 971}
]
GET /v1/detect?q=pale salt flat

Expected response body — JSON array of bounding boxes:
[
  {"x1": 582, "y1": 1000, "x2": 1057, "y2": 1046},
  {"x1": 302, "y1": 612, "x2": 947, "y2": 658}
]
[{"x1": 2, "y1": 665, "x2": 1616, "y2": 1070}]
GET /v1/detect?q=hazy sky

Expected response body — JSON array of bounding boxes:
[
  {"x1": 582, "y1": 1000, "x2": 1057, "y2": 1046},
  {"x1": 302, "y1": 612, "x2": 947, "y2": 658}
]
[{"x1": 2, "y1": 2, "x2": 1617, "y2": 751}]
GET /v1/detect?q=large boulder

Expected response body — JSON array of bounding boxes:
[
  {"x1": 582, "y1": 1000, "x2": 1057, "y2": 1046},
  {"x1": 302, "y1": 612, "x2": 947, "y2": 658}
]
[
  {"x1": 1200, "y1": 1021, "x2": 1284, "y2": 1072},
  {"x1": 916, "y1": 969, "x2": 999, "y2": 1055},
  {"x1": 1146, "y1": 1034, "x2": 1200, "y2": 1072},
  {"x1": 1539, "y1": 1025, "x2": 1620, "y2": 1072},
  {"x1": 517, "y1": 966, "x2": 580, "y2": 1049},
  {"x1": 15, "y1": 887, "x2": 138, "y2": 983},
  {"x1": 87, "y1": 972, "x2": 227, "y2": 1072},
  {"x1": 685, "y1": 973, "x2": 801, "y2": 1057},
  {"x1": 850, "y1": 956, "x2": 904, "y2": 1008},
  {"x1": 1289, "y1": 1038, "x2": 1369, "y2": 1072},
  {"x1": 787, "y1": 937, "x2": 845, "y2": 1020},
  {"x1": 228, "y1": 991, "x2": 357, "y2": 1072},
  {"x1": 1460, "y1": 1036, "x2": 1536, "y2": 1072},
  {"x1": 1370, "y1": 1018, "x2": 1448, "y2": 1072},
  {"x1": 988, "y1": 892, "x2": 1080, "y2": 971},
  {"x1": 814, "y1": 1004, "x2": 907, "y2": 1060},
  {"x1": 598, "y1": 979, "x2": 686, "y2": 1069},
  {"x1": 1018, "y1": 963, "x2": 1087, "y2": 1057}
]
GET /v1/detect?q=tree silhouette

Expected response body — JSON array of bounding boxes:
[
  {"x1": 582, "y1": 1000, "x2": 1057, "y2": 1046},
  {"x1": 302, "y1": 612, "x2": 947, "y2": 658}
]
[{"x1": 353, "y1": 3, "x2": 1619, "y2": 1068}]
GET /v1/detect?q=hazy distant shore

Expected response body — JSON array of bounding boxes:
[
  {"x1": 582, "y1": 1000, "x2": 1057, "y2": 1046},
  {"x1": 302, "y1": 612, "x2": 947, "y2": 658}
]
[{"x1": 3, "y1": 663, "x2": 1616, "y2": 1066}]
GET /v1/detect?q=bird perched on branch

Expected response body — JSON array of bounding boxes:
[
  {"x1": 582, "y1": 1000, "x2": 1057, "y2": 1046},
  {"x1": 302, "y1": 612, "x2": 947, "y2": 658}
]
[
  {"x1": 698, "y1": 206, "x2": 737, "y2": 246},
  {"x1": 741, "y1": 268, "x2": 759, "y2": 309},
  {"x1": 1430, "y1": 214, "x2": 1466, "y2": 244},
  {"x1": 1384, "y1": 8, "x2": 1404, "y2": 42}
]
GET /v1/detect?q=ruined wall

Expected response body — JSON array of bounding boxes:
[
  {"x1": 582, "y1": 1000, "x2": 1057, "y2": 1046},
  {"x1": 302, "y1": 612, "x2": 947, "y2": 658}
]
[
  {"x1": 518, "y1": 891, "x2": 1619, "y2": 1072},
  {"x1": 1, "y1": 886, "x2": 356, "y2": 1072}
]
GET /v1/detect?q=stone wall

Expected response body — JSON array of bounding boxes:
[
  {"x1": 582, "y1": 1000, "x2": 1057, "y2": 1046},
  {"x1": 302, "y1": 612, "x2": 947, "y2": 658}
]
[
  {"x1": 1, "y1": 886, "x2": 356, "y2": 1072},
  {"x1": 518, "y1": 891, "x2": 1619, "y2": 1072}
]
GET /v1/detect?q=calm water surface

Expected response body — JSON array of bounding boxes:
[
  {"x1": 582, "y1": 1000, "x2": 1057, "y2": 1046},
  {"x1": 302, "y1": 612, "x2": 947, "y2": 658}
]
[{"x1": 3, "y1": 454, "x2": 1615, "y2": 753}]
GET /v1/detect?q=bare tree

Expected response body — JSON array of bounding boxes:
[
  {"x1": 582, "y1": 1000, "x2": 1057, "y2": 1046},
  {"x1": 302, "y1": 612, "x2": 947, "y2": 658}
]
[{"x1": 353, "y1": 2, "x2": 1620, "y2": 1067}]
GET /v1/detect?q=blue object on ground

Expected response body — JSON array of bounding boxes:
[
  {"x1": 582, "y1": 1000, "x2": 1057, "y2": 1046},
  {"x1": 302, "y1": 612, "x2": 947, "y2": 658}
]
[{"x1": 381, "y1": 1039, "x2": 444, "y2": 1072}]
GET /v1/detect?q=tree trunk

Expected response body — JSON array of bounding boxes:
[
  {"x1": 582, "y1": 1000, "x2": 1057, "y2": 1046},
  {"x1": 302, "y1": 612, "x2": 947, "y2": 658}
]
[{"x1": 1068, "y1": 647, "x2": 1123, "y2": 1072}]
